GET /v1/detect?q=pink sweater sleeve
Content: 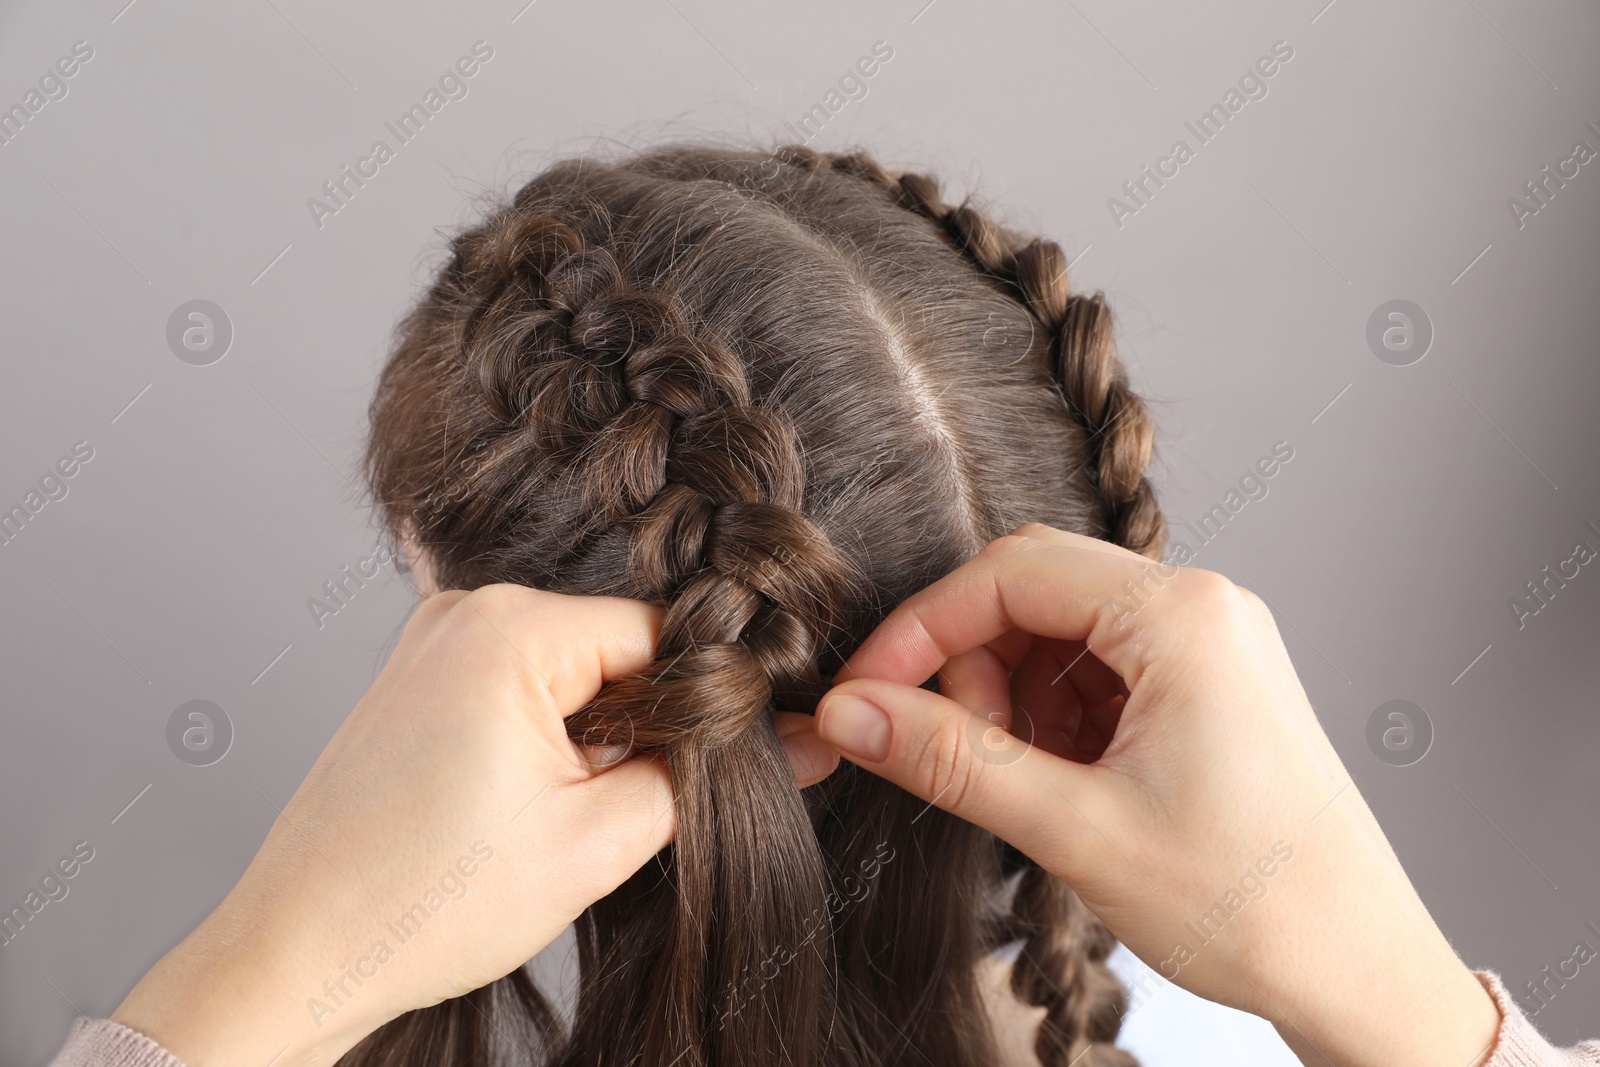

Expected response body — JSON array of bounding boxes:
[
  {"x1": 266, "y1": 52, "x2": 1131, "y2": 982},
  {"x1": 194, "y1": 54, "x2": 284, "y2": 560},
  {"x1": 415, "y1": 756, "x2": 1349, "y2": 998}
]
[
  {"x1": 45, "y1": 1018, "x2": 185, "y2": 1067},
  {"x1": 1477, "y1": 971, "x2": 1600, "y2": 1067},
  {"x1": 40, "y1": 972, "x2": 1600, "y2": 1067}
]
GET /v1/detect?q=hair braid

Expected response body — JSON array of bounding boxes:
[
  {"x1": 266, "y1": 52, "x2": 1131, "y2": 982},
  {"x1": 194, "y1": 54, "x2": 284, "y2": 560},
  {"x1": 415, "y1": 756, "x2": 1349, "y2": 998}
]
[
  {"x1": 491, "y1": 204, "x2": 856, "y2": 1060},
  {"x1": 443, "y1": 203, "x2": 858, "y2": 738},
  {"x1": 373, "y1": 189, "x2": 861, "y2": 1066},
  {"x1": 1002, "y1": 865, "x2": 1139, "y2": 1067},
  {"x1": 775, "y1": 144, "x2": 1165, "y2": 562},
  {"x1": 767, "y1": 144, "x2": 1158, "y2": 1067}
]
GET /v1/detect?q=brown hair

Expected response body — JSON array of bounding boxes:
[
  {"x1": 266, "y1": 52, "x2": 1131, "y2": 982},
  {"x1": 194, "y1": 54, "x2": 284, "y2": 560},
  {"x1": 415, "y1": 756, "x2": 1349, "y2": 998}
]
[{"x1": 359, "y1": 141, "x2": 1164, "y2": 1067}]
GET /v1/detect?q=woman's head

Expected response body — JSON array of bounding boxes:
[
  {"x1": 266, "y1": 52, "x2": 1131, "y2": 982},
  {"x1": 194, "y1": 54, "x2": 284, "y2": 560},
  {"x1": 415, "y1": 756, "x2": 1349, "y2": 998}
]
[{"x1": 362, "y1": 142, "x2": 1163, "y2": 1067}]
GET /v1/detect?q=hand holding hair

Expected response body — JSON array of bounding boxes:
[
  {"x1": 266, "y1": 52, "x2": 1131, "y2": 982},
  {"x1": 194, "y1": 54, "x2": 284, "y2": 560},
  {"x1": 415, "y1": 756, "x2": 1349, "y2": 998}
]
[
  {"x1": 812, "y1": 523, "x2": 1503, "y2": 1067},
  {"x1": 108, "y1": 585, "x2": 833, "y2": 1067}
]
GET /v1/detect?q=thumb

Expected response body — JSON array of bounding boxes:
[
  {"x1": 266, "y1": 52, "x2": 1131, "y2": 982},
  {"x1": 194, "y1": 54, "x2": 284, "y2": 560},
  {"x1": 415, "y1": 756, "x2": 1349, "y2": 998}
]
[
  {"x1": 570, "y1": 754, "x2": 677, "y2": 880},
  {"x1": 815, "y1": 678, "x2": 1107, "y2": 877}
]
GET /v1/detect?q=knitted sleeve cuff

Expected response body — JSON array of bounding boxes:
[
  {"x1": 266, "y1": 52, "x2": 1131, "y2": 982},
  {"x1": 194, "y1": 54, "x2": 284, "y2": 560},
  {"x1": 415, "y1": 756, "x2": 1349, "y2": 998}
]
[
  {"x1": 1478, "y1": 970, "x2": 1600, "y2": 1066},
  {"x1": 39, "y1": 975, "x2": 1600, "y2": 1067},
  {"x1": 46, "y1": 1018, "x2": 188, "y2": 1067}
]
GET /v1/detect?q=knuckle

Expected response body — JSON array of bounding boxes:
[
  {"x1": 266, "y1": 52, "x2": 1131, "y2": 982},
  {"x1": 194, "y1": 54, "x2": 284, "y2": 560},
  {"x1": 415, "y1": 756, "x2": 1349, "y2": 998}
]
[
  {"x1": 1163, "y1": 567, "x2": 1267, "y2": 638},
  {"x1": 979, "y1": 529, "x2": 1047, "y2": 564},
  {"x1": 435, "y1": 586, "x2": 519, "y2": 654},
  {"x1": 407, "y1": 588, "x2": 466, "y2": 630},
  {"x1": 460, "y1": 582, "x2": 522, "y2": 614},
  {"x1": 458, "y1": 582, "x2": 558, "y2": 628},
  {"x1": 911, "y1": 712, "x2": 983, "y2": 813},
  {"x1": 1233, "y1": 583, "x2": 1272, "y2": 621},
  {"x1": 1169, "y1": 567, "x2": 1241, "y2": 613},
  {"x1": 1009, "y1": 521, "x2": 1061, "y2": 540},
  {"x1": 981, "y1": 532, "x2": 1030, "y2": 557}
]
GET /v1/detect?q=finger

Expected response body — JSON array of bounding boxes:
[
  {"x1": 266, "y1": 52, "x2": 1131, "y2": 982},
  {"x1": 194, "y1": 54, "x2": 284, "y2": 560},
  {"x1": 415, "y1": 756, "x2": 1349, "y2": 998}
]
[
  {"x1": 575, "y1": 752, "x2": 678, "y2": 861},
  {"x1": 1033, "y1": 638, "x2": 1129, "y2": 707},
  {"x1": 1078, "y1": 697, "x2": 1127, "y2": 762},
  {"x1": 1009, "y1": 521, "x2": 1148, "y2": 561},
  {"x1": 576, "y1": 741, "x2": 633, "y2": 775},
  {"x1": 1010, "y1": 639, "x2": 1127, "y2": 754},
  {"x1": 836, "y1": 534, "x2": 1180, "y2": 693},
  {"x1": 1006, "y1": 641, "x2": 1091, "y2": 763},
  {"x1": 1010, "y1": 525, "x2": 1174, "y2": 711},
  {"x1": 815, "y1": 677, "x2": 1109, "y2": 873},
  {"x1": 1008, "y1": 529, "x2": 1152, "y2": 705},
  {"x1": 917, "y1": 522, "x2": 1143, "y2": 676},
  {"x1": 1012, "y1": 639, "x2": 1084, "y2": 710},
  {"x1": 937, "y1": 646, "x2": 1012, "y2": 718},
  {"x1": 453, "y1": 586, "x2": 665, "y2": 714},
  {"x1": 393, "y1": 588, "x2": 468, "y2": 649},
  {"x1": 773, "y1": 711, "x2": 839, "y2": 788},
  {"x1": 980, "y1": 628, "x2": 1036, "y2": 672},
  {"x1": 938, "y1": 646, "x2": 1041, "y2": 766}
]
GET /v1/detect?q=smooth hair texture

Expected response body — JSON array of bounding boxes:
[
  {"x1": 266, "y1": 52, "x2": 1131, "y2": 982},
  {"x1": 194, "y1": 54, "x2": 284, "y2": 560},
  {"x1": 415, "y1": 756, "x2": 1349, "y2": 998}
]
[{"x1": 360, "y1": 142, "x2": 1165, "y2": 1067}]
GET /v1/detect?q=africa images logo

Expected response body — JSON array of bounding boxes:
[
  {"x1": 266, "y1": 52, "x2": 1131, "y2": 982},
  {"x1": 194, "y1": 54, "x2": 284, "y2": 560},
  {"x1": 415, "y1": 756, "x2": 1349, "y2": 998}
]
[
  {"x1": 306, "y1": 42, "x2": 494, "y2": 230},
  {"x1": 1107, "y1": 40, "x2": 1294, "y2": 229}
]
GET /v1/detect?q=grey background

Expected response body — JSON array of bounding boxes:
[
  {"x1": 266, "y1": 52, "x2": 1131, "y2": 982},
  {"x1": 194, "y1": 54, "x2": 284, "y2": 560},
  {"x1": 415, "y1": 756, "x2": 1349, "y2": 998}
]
[{"x1": 1, "y1": 0, "x2": 1596, "y2": 1062}]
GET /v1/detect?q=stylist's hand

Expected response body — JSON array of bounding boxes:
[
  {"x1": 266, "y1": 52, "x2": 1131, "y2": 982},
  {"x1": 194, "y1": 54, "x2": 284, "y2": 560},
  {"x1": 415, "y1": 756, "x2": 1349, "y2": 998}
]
[
  {"x1": 113, "y1": 585, "x2": 835, "y2": 1067},
  {"x1": 813, "y1": 525, "x2": 1500, "y2": 1067}
]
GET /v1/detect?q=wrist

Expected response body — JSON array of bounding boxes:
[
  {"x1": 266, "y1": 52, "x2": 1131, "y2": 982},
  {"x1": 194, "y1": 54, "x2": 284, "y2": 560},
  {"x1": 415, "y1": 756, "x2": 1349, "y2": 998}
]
[
  {"x1": 1231, "y1": 803, "x2": 1502, "y2": 1067},
  {"x1": 1260, "y1": 943, "x2": 1500, "y2": 1067},
  {"x1": 112, "y1": 896, "x2": 393, "y2": 1067}
]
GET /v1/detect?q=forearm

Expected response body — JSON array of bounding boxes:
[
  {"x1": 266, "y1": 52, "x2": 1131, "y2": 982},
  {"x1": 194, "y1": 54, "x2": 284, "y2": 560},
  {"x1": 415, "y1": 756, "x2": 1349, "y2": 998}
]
[
  {"x1": 109, "y1": 896, "x2": 386, "y2": 1067},
  {"x1": 1270, "y1": 954, "x2": 1499, "y2": 1067}
]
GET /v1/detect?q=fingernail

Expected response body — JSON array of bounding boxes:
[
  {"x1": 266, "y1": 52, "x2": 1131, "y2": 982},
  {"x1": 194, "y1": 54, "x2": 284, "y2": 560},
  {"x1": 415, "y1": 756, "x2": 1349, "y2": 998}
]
[
  {"x1": 581, "y1": 742, "x2": 631, "y2": 773},
  {"x1": 818, "y1": 694, "x2": 891, "y2": 762}
]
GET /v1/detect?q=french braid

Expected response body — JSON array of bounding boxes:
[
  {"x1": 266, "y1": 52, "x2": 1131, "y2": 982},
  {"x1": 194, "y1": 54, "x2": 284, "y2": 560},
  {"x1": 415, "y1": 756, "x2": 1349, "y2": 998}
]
[
  {"x1": 776, "y1": 143, "x2": 1165, "y2": 560},
  {"x1": 767, "y1": 144, "x2": 1159, "y2": 1067},
  {"x1": 368, "y1": 189, "x2": 856, "y2": 1067},
  {"x1": 451, "y1": 208, "x2": 857, "y2": 746}
]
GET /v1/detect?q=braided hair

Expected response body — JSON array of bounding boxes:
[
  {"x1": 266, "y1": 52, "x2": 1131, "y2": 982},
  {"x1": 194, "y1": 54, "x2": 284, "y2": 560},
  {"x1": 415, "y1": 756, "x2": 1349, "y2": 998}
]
[{"x1": 360, "y1": 142, "x2": 1164, "y2": 1067}]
